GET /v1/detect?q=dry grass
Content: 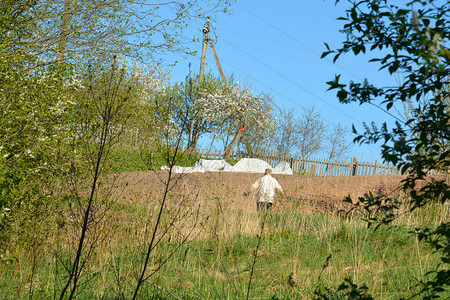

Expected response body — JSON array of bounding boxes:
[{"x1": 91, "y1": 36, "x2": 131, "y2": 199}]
[{"x1": 1, "y1": 172, "x2": 448, "y2": 299}]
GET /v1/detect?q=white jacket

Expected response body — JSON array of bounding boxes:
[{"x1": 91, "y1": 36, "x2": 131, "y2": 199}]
[{"x1": 251, "y1": 174, "x2": 283, "y2": 203}]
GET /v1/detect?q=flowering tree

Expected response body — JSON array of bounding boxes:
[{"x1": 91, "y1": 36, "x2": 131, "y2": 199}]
[
  {"x1": 169, "y1": 73, "x2": 275, "y2": 157},
  {"x1": 169, "y1": 72, "x2": 228, "y2": 154},
  {"x1": 128, "y1": 65, "x2": 174, "y2": 146},
  {"x1": 2, "y1": 0, "x2": 234, "y2": 68},
  {"x1": 220, "y1": 88, "x2": 275, "y2": 158}
]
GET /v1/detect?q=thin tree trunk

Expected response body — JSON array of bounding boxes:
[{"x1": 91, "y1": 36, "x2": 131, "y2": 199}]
[
  {"x1": 223, "y1": 124, "x2": 246, "y2": 160},
  {"x1": 58, "y1": 0, "x2": 72, "y2": 61}
]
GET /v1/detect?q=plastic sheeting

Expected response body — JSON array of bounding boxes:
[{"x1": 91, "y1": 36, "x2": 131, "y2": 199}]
[{"x1": 161, "y1": 158, "x2": 293, "y2": 175}]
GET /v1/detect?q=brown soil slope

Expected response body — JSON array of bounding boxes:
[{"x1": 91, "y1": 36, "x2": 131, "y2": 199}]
[{"x1": 113, "y1": 171, "x2": 414, "y2": 214}]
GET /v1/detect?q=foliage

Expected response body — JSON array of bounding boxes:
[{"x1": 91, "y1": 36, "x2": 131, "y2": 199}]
[
  {"x1": 1, "y1": 0, "x2": 234, "y2": 69},
  {"x1": 140, "y1": 145, "x2": 201, "y2": 170},
  {"x1": 167, "y1": 72, "x2": 275, "y2": 154},
  {"x1": 1, "y1": 208, "x2": 447, "y2": 298},
  {"x1": 0, "y1": 44, "x2": 78, "y2": 247},
  {"x1": 315, "y1": 277, "x2": 374, "y2": 300},
  {"x1": 113, "y1": 147, "x2": 200, "y2": 173},
  {"x1": 323, "y1": 0, "x2": 450, "y2": 297}
]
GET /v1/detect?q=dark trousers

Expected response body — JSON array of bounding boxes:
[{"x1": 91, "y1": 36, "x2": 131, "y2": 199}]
[{"x1": 257, "y1": 201, "x2": 272, "y2": 211}]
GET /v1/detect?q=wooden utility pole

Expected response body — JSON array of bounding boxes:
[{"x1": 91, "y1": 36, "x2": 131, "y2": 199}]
[
  {"x1": 199, "y1": 22, "x2": 227, "y2": 85},
  {"x1": 199, "y1": 22, "x2": 210, "y2": 81},
  {"x1": 198, "y1": 22, "x2": 247, "y2": 160},
  {"x1": 208, "y1": 39, "x2": 227, "y2": 85}
]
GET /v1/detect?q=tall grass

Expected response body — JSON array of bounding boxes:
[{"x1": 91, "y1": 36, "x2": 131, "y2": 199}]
[{"x1": 1, "y1": 198, "x2": 448, "y2": 299}]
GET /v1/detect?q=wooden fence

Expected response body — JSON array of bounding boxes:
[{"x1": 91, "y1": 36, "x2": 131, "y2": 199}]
[{"x1": 194, "y1": 148, "x2": 402, "y2": 177}]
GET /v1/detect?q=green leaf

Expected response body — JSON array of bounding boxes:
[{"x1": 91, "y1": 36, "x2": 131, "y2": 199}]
[{"x1": 333, "y1": 52, "x2": 341, "y2": 63}]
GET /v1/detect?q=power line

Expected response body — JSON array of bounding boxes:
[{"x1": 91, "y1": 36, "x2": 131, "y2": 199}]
[
  {"x1": 235, "y1": 3, "x2": 363, "y2": 80},
  {"x1": 217, "y1": 57, "x2": 382, "y2": 153},
  {"x1": 235, "y1": 2, "x2": 404, "y2": 124},
  {"x1": 175, "y1": 34, "x2": 381, "y2": 154},
  {"x1": 177, "y1": 34, "x2": 350, "y2": 123},
  {"x1": 221, "y1": 38, "x2": 363, "y2": 125}
]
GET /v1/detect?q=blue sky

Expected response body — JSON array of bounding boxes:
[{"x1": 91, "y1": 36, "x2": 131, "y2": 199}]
[{"x1": 164, "y1": 0, "x2": 403, "y2": 163}]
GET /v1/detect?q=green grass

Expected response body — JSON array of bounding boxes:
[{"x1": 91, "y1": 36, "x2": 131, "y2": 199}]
[
  {"x1": 1, "y1": 205, "x2": 447, "y2": 299},
  {"x1": 111, "y1": 147, "x2": 201, "y2": 173},
  {"x1": 114, "y1": 148, "x2": 148, "y2": 172}
]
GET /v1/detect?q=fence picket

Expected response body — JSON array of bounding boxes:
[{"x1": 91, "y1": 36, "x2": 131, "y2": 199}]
[{"x1": 189, "y1": 148, "x2": 411, "y2": 176}]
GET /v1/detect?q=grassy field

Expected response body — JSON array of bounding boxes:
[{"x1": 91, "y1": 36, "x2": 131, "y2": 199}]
[{"x1": 1, "y1": 196, "x2": 448, "y2": 299}]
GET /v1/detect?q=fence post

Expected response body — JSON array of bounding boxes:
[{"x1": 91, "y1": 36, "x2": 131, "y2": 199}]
[
  {"x1": 372, "y1": 160, "x2": 377, "y2": 175},
  {"x1": 351, "y1": 157, "x2": 358, "y2": 176},
  {"x1": 311, "y1": 164, "x2": 316, "y2": 177}
]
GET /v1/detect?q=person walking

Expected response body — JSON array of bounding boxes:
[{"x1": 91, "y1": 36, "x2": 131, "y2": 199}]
[{"x1": 245, "y1": 168, "x2": 283, "y2": 211}]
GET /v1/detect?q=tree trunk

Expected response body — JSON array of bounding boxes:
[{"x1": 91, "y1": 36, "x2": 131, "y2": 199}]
[
  {"x1": 186, "y1": 133, "x2": 199, "y2": 155},
  {"x1": 242, "y1": 134, "x2": 253, "y2": 157},
  {"x1": 223, "y1": 124, "x2": 246, "y2": 160},
  {"x1": 58, "y1": 0, "x2": 72, "y2": 61}
]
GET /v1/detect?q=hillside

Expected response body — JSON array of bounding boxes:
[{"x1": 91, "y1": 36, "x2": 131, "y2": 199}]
[{"x1": 112, "y1": 171, "x2": 414, "y2": 214}]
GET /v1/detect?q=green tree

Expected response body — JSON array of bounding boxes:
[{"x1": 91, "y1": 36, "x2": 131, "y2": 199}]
[
  {"x1": 1, "y1": 0, "x2": 234, "y2": 68},
  {"x1": 172, "y1": 72, "x2": 230, "y2": 154},
  {"x1": 0, "y1": 42, "x2": 78, "y2": 247},
  {"x1": 323, "y1": 0, "x2": 449, "y2": 297}
]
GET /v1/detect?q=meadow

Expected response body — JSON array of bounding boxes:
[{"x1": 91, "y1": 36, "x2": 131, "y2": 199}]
[{"x1": 1, "y1": 173, "x2": 448, "y2": 299}]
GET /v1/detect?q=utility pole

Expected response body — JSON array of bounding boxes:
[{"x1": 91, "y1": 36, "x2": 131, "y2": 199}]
[
  {"x1": 199, "y1": 22, "x2": 227, "y2": 85},
  {"x1": 198, "y1": 22, "x2": 246, "y2": 160},
  {"x1": 199, "y1": 22, "x2": 209, "y2": 82}
]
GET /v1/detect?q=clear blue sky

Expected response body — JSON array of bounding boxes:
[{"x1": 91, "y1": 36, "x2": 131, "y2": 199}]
[{"x1": 163, "y1": 0, "x2": 402, "y2": 163}]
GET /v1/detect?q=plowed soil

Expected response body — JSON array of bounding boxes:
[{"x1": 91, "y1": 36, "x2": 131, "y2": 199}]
[{"x1": 110, "y1": 171, "x2": 433, "y2": 214}]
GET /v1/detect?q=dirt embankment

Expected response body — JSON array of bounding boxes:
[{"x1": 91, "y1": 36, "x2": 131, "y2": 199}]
[{"x1": 111, "y1": 171, "x2": 419, "y2": 214}]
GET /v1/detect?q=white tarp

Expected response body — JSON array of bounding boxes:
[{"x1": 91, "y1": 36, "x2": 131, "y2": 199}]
[
  {"x1": 192, "y1": 159, "x2": 233, "y2": 172},
  {"x1": 231, "y1": 158, "x2": 272, "y2": 173},
  {"x1": 161, "y1": 159, "x2": 231, "y2": 173},
  {"x1": 273, "y1": 161, "x2": 293, "y2": 175},
  {"x1": 162, "y1": 158, "x2": 293, "y2": 175}
]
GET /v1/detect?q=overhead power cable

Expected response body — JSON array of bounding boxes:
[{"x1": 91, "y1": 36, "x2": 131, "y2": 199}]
[
  {"x1": 235, "y1": 2, "x2": 362, "y2": 80},
  {"x1": 175, "y1": 34, "x2": 382, "y2": 153},
  {"x1": 235, "y1": 3, "x2": 404, "y2": 123},
  {"x1": 221, "y1": 38, "x2": 363, "y2": 125},
  {"x1": 217, "y1": 57, "x2": 382, "y2": 153}
]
